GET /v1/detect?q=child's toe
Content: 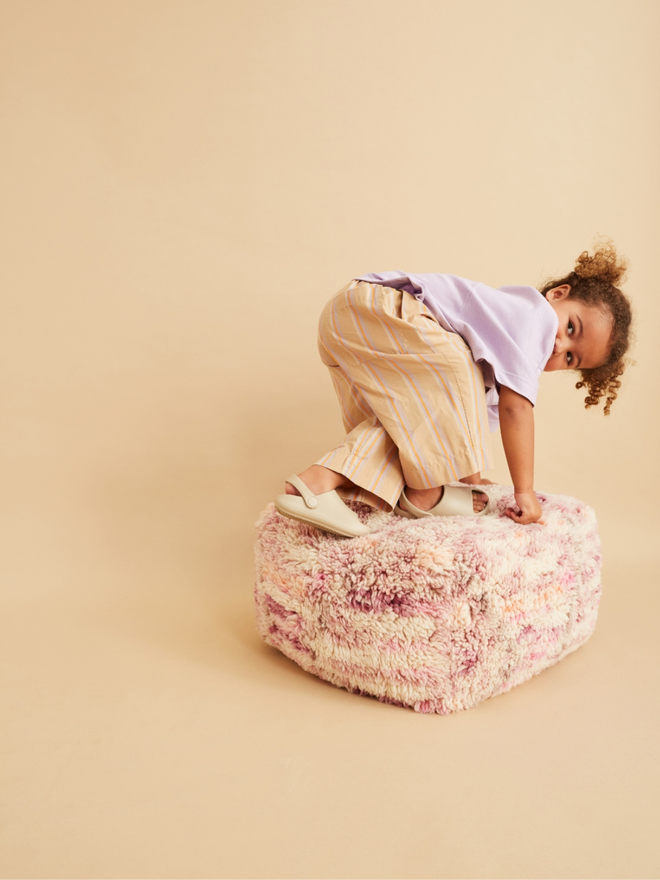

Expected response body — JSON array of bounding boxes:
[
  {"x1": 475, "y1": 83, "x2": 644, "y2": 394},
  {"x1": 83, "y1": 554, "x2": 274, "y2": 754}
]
[{"x1": 472, "y1": 491, "x2": 488, "y2": 513}]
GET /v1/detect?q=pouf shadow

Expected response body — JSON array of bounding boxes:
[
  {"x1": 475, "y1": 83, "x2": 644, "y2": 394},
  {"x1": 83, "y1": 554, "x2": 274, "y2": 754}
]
[{"x1": 254, "y1": 484, "x2": 601, "y2": 714}]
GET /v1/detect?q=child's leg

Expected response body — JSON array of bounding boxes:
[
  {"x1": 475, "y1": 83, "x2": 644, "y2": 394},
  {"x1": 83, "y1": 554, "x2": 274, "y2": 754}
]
[
  {"x1": 317, "y1": 416, "x2": 404, "y2": 510},
  {"x1": 314, "y1": 280, "x2": 493, "y2": 511},
  {"x1": 314, "y1": 354, "x2": 405, "y2": 509}
]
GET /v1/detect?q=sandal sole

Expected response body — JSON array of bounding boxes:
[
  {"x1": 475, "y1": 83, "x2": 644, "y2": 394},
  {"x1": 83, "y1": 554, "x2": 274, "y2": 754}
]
[
  {"x1": 273, "y1": 502, "x2": 363, "y2": 538},
  {"x1": 398, "y1": 487, "x2": 490, "y2": 519}
]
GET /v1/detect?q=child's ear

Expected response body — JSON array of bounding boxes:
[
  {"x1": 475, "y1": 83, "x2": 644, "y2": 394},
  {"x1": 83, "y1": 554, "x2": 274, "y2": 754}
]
[{"x1": 546, "y1": 284, "x2": 571, "y2": 301}]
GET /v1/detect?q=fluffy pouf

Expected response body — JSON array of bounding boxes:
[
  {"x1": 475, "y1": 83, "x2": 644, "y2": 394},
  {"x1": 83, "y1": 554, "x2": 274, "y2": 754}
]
[{"x1": 254, "y1": 484, "x2": 601, "y2": 714}]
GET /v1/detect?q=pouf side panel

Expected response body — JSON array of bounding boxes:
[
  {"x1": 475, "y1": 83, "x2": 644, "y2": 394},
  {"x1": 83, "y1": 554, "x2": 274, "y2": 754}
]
[
  {"x1": 254, "y1": 507, "x2": 325, "y2": 679},
  {"x1": 255, "y1": 508, "x2": 457, "y2": 707},
  {"x1": 305, "y1": 522, "x2": 475, "y2": 711},
  {"x1": 488, "y1": 501, "x2": 602, "y2": 698},
  {"x1": 255, "y1": 506, "x2": 512, "y2": 713},
  {"x1": 375, "y1": 497, "x2": 601, "y2": 712},
  {"x1": 306, "y1": 616, "x2": 452, "y2": 709}
]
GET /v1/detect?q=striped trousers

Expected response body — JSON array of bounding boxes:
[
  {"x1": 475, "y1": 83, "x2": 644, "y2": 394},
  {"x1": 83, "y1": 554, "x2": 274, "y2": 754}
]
[{"x1": 316, "y1": 280, "x2": 493, "y2": 511}]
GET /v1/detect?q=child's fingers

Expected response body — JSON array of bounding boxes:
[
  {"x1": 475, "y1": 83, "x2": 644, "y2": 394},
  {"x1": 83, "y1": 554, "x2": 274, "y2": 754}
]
[{"x1": 505, "y1": 506, "x2": 545, "y2": 525}]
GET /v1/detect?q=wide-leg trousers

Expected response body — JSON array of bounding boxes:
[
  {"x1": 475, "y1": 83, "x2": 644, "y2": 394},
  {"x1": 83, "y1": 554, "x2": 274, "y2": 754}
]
[{"x1": 316, "y1": 280, "x2": 493, "y2": 511}]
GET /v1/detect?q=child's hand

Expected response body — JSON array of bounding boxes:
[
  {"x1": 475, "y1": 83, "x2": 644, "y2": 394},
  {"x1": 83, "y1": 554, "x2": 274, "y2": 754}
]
[{"x1": 505, "y1": 491, "x2": 544, "y2": 525}]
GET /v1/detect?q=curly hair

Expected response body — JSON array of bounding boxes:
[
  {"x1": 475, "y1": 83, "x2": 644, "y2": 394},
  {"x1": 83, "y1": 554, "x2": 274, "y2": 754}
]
[{"x1": 540, "y1": 240, "x2": 633, "y2": 415}]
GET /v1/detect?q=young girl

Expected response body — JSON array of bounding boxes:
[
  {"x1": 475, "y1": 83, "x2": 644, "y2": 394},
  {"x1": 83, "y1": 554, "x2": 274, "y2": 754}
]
[{"x1": 275, "y1": 242, "x2": 633, "y2": 538}]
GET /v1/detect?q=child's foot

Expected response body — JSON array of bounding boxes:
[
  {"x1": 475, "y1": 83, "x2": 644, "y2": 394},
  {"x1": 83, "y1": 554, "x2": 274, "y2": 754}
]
[
  {"x1": 275, "y1": 470, "x2": 369, "y2": 538},
  {"x1": 403, "y1": 485, "x2": 488, "y2": 514},
  {"x1": 285, "y1": 465, "x2": 350, "y2": 497}
]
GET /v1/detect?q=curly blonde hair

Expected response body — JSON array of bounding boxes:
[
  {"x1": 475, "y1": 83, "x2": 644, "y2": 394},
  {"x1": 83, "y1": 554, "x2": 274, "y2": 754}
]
[{"x1": 540, "y1": 240, "x2": 633, "y2": 415}]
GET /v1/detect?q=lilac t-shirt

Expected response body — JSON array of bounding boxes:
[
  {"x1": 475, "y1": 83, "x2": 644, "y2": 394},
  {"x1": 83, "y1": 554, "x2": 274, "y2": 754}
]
[{"x1": 356, "y1": 272, "x2": 558, "y2": 431}]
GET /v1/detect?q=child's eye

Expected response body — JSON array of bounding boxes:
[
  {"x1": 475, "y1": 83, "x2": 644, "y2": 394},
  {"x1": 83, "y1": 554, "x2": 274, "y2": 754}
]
[
  {"x1": 567, "y1": 321, "x2": 575, "y2": 336},
  {"x1": 566, "y1": 351, "x2": 573, "y2": 366}
]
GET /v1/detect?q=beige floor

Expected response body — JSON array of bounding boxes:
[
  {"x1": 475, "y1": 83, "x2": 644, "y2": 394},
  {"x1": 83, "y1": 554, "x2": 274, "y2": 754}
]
[
  {"x1": 2, "y1": 467, "x2": 660, "y2": 879},
  {"x1": 2, "y1": 1, "x2": 660, "y2": 877}
]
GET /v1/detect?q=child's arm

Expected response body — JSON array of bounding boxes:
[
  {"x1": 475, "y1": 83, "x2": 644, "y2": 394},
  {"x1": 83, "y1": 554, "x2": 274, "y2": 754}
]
[{"x1": 498, "y1": 385, "x2": 543, "y2": 525}]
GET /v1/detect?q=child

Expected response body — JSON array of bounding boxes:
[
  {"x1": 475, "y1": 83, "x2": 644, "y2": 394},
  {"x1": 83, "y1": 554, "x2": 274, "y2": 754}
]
[{"x1": 275, "y1": 242, "x2": 633, "y2": 537}]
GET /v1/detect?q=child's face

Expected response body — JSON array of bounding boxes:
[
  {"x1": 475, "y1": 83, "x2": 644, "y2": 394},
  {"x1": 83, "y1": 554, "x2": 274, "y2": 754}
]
[{"x1": 543, "y1": 285, "x2": 613, "y2": 372}]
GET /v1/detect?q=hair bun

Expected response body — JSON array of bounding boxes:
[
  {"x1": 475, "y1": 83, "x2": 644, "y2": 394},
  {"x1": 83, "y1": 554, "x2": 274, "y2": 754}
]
[{"x1": 574, "y1": 239, "x2": 628, "y2": 286}]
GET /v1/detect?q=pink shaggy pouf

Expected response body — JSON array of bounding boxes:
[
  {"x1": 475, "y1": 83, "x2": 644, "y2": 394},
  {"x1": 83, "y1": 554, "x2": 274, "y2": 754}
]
[{"x1": 254, "y1": 485, "x2": 601, "y2": 714}]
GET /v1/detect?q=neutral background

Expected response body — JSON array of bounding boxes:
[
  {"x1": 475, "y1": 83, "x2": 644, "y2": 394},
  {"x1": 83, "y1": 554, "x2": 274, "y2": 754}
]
[{"x1": 1, "y1": 1, "x2": 659, "y2": 878}]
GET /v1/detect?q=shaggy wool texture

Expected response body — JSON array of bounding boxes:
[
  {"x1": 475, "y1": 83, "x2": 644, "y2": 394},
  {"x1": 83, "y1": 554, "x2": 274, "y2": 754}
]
[{"x1": 254, "y1": 485, "x2": 601, "y2": 714}]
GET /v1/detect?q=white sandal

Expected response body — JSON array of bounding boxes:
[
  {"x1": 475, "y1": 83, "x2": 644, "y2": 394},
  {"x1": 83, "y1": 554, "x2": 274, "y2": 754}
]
[
  {"x1": 274, "y1": 474, "x2": 371, "y2": 538},
  {"x1": 396, "y1": 484, "x2": 490, "y2": 519}
]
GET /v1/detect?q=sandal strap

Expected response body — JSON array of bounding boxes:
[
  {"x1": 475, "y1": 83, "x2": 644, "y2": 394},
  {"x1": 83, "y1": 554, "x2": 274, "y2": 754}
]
[
  {"x1": 398, "y1": 484, "x2": 489, "y2": 518},
  {"x1": 286, "y1": 474, "x2": 318, "y2": 509},
  {"x1": 431, "y1": 484, "x2": 475, "y2": 516}
]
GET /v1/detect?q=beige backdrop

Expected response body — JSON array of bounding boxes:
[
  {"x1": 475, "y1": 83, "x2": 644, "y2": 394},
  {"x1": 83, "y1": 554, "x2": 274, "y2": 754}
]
[{"x1": 1, "y1": 1, "x2": 659, "y2": 878}]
